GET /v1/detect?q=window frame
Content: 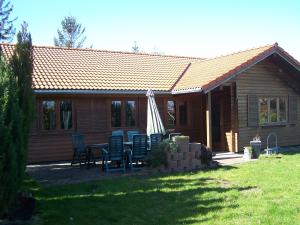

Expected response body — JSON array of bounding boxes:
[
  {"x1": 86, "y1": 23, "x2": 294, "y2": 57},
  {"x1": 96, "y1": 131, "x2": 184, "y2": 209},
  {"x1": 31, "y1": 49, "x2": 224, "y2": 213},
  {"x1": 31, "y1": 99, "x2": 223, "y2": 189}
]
[
  {"x1": 110, "y1": 99, "x2": 138, "y2": 129},
  {"x1": 167, "y1": 100, "x2": 176, "y2": 127},
  {"x1": 40, "y1": 98, "x2": 74, "y2": 132},
  {"x1": 258, "y1": 96, "x2": 288, "y2": 125}
]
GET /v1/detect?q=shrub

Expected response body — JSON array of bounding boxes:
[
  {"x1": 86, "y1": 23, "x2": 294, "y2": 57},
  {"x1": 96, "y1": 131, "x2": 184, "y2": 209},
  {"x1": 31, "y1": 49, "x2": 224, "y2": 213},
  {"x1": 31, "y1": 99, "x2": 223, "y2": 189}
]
[
  {"x1": 200, "y1": 144, "x2": 213, "y2": 164},
  {"x1": 0, "y1": 58, "x2": 23, "y2": 216},
  {"x1": 146, "y1": 139, "x2": 178, "y2": 168}
]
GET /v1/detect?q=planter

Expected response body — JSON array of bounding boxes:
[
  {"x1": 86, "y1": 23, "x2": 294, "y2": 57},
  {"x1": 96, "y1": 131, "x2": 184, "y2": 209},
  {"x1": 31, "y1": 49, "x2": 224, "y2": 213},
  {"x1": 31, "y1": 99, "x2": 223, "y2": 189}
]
[
  {"x1": 250, "y1": 140, "x2": 261, "y2": 159},
  {"x1": 243, "y1": 146, "x2": 252, "y2": 161}
]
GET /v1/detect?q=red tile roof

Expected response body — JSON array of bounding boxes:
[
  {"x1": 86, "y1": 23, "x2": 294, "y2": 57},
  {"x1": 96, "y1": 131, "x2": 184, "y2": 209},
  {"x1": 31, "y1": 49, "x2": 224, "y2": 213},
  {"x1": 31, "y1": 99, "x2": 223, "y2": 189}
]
[
  {"x1": 0, "y1": 44, "x2": 201, "y2": 91},
  {"x1": 1, "y1": 43, "x2": 299, "y2": 94}
]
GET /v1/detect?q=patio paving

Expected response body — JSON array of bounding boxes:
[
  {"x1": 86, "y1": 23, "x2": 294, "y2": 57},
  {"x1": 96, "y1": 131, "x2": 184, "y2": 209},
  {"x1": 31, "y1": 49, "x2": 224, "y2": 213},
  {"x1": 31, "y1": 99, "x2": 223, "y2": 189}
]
[
  {"x1": 213, "y1": 152, "x2": 249, "y2": 165},
  {"x1": 27, "y1": 146, "x2": 299, "y2": 186},
  {"x1": 26, "y1": 162, "x2": 141, "y2": 186},
  {"x1": 27, "y1": 152, "x2": 246, "y2": 187}
]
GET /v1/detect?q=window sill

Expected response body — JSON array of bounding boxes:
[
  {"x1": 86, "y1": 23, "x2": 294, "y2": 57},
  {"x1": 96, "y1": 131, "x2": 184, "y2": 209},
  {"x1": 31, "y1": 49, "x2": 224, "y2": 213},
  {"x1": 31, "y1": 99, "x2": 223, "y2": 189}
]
[{"x1": 259, "y1": 122, "x2": 289, "y2": 127}]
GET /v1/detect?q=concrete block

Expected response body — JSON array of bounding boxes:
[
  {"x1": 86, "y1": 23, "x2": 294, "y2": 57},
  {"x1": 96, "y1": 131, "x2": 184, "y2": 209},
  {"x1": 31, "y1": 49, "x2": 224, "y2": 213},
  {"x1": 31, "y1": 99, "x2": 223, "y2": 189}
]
[
  {"x1": 189, "y1": 142, "x2": 201, "y2": 153},
  {"x1": 177, "y1": 152, "x2": 183, "y2": 161}
]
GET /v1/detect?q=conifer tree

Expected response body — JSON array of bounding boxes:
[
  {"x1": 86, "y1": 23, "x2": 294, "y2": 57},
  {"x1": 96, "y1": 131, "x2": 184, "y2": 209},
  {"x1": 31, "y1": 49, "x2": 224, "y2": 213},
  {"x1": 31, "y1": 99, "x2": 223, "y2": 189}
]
[{"x1": 54, "y1": 16, "x2": 87, "y2": 48}]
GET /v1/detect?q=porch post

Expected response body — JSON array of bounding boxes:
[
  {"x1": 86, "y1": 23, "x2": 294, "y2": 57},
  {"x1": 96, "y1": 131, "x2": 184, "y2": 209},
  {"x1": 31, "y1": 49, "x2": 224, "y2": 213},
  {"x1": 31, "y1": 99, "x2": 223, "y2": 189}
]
[{"x1": 206, "y1": 92, "x2": 212, "y2": 150}]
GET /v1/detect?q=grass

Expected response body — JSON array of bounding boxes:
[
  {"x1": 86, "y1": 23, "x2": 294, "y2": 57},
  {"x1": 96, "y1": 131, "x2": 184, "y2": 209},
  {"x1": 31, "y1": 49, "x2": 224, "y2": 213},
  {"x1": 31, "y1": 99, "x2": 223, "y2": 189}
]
[{"x1": 26, "y1": 152, "x2": 300, "y2": 225}]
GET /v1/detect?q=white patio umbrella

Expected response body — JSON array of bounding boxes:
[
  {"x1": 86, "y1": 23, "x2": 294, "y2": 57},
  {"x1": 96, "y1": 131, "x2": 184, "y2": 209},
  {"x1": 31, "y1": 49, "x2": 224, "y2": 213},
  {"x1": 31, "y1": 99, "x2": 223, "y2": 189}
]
[{"x1": 146, "y1": 89, "x2": 166, "y2": 136}]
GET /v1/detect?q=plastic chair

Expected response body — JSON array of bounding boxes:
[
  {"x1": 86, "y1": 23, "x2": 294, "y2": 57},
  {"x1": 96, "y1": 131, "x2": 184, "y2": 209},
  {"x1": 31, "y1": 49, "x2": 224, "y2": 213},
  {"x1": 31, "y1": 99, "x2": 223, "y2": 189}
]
[
  {"x1": 149, "y1": 133, "x2": 163, "y2": 151},
  {"x1": 102, "y1": 135, "x2": 126, "y2": 173},
  {"x1": 127, "y1": 130, "x2": 139, "y2": 142},
  {"x1": 71, "y1": 133, "x2": 88, "y2": 166},
  {"x1": 112, "y1": 130, "x2": 124, "y2": 137},
  {"x1": 128, "y1": 134, "x2": 148, "y2": 170}
]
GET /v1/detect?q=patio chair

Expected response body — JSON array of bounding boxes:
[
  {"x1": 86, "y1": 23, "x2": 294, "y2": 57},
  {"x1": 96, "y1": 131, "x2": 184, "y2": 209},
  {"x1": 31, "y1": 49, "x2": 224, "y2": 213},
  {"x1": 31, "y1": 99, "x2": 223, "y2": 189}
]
[
  {"x1": 127, "y1": 130, "x2": 139, "y2": 142},
  {"x1": 169, "y1": 133, "x2": 182, "y2": 140},
  {"x1": 71, "y1": 133, "x2": 89, "y2": 166},
  {"x1": 149, "y1": 133, "x2": 163, "y2": 151},
  {"x1": 102, "y1": 135, "x2": 126, "y2": 173},
  {"x1": 112, "y1": 130, "x2": 124, "y2": 137},
  {"x1": 128, "y1": 134, "x2": 148, "y2": 171}
]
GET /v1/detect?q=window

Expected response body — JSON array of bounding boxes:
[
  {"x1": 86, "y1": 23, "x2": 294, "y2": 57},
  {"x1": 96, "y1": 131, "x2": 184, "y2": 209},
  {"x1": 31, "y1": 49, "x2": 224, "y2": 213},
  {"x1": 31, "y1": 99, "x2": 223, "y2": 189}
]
[
  {"x1": 259, "y1": 97, "x2": 288, "y2": 124},
  {"x1": 279, "y1": 98, "x2": 287, "y2": 122},
  {"x1": 43, "y1": 101, "x2": 56, "y2": 130},
  {"x1": 125, "y1": 101, "x2": 136, "y2": 127},
  {"x1": 111, "y1": 100, "x2": 137, "y2": 127},
  {"x1": 60, "y1": 101, "x2": 72, "y2": 129},
  {"x1": 259, "y1": 98, "x2": 268, "y2": 124},
  {"x1": 167, "y1": 100, "x2": 176, "y2": 126},
  {"x1": 111, "y1": 101, "x2": 122, "y2": 127},
  {"x1": 42, "y1": 100, "x2": 73, "y2": 130},
  {"x1": 179, "y1": 101, "x2": 188, "y2": 126}
]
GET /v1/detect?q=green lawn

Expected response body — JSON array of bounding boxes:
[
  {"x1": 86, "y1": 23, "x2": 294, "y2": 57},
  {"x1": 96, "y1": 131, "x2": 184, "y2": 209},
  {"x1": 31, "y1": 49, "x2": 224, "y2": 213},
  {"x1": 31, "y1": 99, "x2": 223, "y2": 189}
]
[{"x1": 27, "y1": 152, "x2": 300, "y2": 225}]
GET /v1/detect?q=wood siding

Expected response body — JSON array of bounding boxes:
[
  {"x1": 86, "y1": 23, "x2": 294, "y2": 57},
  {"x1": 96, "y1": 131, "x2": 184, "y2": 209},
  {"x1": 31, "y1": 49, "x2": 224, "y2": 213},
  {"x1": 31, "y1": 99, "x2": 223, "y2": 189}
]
[
  {"x1": 28, "y1": 94, "x2": 205, "y2": 163},
  {"x1": 235, "y1": 59, "x2": 300, "y2": 150}
]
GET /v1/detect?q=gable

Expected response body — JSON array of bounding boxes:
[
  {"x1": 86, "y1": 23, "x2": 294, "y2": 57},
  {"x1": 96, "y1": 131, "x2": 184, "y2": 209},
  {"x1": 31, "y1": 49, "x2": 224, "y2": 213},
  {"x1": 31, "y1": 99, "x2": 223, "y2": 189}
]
[{"x1": 172, "y1": 44, "x2": 300, "y2": 94}]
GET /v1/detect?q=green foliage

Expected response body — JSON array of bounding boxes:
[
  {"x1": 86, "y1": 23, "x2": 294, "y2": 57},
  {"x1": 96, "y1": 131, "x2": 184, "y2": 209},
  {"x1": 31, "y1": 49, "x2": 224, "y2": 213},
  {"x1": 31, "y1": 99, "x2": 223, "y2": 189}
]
[
  {"x1": 0, "y1": 22, "x2": 34, "y2": 217},
  {"x1": 27, "y1": 150, "x2": 300, "y2": 225},
  {"x1": 0, "y1": 0, "x2": 16, "y2": 42},
  {"x1": 146, "y1": 139, "x2": 178, "y2": 168},
  {"x1": 0, "y1": 57, "x2": 23, "y2": 216},
  {"x1": 54, "y1": 16, "x2": 87, "y2": 48}
]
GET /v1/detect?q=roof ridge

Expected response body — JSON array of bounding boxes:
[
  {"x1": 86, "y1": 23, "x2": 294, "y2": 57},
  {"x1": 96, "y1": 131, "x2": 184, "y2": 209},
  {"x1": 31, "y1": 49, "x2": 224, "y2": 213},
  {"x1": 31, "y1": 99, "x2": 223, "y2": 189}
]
[
  {"x1": 0, "y1": 42, "x2": 204, "y2": 60},
  {"x1": 191, "y1": 43, "x2": 276, "y2": 64}
]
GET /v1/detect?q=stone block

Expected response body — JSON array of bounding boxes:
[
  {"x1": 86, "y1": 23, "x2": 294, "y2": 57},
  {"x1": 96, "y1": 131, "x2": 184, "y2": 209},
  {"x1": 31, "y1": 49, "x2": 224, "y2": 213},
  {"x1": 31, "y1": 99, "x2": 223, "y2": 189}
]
[
  {"x1": 177, "y1": 152, "x2": 183, "y2": 161},
  {"x1": 189, "y1": 142, "x2": 201, "y2": 153}
]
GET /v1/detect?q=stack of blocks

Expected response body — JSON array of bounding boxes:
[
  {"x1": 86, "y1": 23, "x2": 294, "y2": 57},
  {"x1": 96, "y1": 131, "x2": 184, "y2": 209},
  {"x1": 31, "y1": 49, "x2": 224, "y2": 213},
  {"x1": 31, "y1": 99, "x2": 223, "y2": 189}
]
[{"x1": 165, "y1": 136, "x2": 202, "y2": 172}]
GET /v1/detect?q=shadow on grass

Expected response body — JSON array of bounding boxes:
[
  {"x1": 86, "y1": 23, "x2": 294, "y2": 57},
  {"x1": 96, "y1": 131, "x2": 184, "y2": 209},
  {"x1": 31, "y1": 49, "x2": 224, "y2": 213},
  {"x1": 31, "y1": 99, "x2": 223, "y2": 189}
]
[{"x1": 27, "y1": 173, "x2": 255, "y2": 225}]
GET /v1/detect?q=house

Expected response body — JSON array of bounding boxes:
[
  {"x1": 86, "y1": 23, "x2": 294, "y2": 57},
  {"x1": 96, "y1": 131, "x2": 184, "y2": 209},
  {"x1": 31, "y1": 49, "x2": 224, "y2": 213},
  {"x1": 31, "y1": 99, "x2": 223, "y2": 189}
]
[{"x1": 1, "y1": 43, "x2": 300, "y2": 163}]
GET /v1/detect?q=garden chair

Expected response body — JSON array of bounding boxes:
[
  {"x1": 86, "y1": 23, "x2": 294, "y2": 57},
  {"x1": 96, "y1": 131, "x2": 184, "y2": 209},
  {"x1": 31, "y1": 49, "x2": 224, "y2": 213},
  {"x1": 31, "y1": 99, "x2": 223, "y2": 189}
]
[
  {"x1": 127, "y1": 134, "x2": 148, "y2": 171},
  {"x1": 71, "y1": 133, "x2": 89, "y2": 166},
  {"x1": 102, "y1": 135, "x2": 126, "y2": 173},
  {"x1": 149, "y1": 133, "x2": 163, "y2": 151},
  {"x1": 127, "y1": 130, "x2": 139, "y2": 142},
  {"x1": 112, "y1": 130, "x2": 124, "y2": 137}
]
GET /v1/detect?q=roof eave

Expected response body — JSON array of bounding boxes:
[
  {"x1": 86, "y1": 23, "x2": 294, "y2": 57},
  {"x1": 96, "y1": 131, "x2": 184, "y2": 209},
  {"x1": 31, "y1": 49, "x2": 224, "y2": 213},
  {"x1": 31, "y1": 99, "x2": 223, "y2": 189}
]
[{"x1": 33, "y1": 89, "x2": 172, "y2": 95}]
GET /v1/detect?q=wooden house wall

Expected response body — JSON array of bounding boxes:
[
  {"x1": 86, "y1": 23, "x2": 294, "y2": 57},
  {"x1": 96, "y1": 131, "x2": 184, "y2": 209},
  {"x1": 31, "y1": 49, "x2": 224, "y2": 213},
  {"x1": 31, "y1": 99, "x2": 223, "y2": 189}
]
[
  {"x1": 235, "y1": 59, "x2": 300, "y2": 151},
  {"x1": 28, "y1": 94, "x2": 205, "y2": 163}
]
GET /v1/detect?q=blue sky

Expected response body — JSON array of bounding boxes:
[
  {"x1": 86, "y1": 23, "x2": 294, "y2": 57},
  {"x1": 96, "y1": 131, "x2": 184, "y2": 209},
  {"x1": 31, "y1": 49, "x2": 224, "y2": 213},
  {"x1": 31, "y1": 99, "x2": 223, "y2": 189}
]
[{"x1": 12, "y1": 0, "x2": 300, "y2": 60}]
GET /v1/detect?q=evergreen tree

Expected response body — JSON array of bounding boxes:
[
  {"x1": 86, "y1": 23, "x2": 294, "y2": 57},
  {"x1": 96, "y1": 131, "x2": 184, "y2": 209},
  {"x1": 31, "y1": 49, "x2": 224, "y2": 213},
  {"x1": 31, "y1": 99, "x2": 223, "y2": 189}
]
[
  {"x1": 0, "y1": 56, "x2": 23, "y2": 216},
  {"x1": 10, "y1": 21, "x2": 34, "y2": 181},
  {"x1": 132, "y1": 41, "x2": 139, "y2": 53},
  {"x1": 54, "y1": 16, "x2": 87, "y2": 48},
  {"x1": 0, "y1": 22, "x2": 34, "y2": 217},
  {"x1": 0, "y1": 0, "x2": 16, "y2": 42}
]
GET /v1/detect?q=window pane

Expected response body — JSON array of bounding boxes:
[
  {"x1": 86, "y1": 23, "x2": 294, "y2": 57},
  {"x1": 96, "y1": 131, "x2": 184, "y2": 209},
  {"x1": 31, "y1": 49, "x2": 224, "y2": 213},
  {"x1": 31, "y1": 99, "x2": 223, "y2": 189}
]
[
  {"x1": 125, "y1": 101, "x2": 136, "y2": 127},
  {"x1": 167, "y1": 100, "x2": 176, "y2": 126},
  {"x1": 279, "y1": 98, "x2": 287, "y2": 122},
  {"x1": 60, "y1": 101, "x2": 72, "y2": 129},
  {"x1": 270, "y1": 98, "x2": 278, "y2": 122},
  {"x1": 259, "y1": 98, "x2": 268, "y2": 124},
  {"x1": 111, "y1": 101, "x2": 122, "y2": 127},
  {"x1": 43, "y1": 101, "x2": 56, "y2": 130},
  {"x1": 179, "y1": 102, "x2": 188, "y2": 125}
]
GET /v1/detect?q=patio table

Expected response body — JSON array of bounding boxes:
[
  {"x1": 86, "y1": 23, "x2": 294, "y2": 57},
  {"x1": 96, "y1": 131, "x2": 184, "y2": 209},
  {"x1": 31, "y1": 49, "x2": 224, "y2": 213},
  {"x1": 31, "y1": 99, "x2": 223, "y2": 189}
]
[
  {"x1": 86, "y1": 142, "x2": 134, "y2": 170},
  {"x1": 86, "y1": 143, "x2": 108, "y2": 169}
]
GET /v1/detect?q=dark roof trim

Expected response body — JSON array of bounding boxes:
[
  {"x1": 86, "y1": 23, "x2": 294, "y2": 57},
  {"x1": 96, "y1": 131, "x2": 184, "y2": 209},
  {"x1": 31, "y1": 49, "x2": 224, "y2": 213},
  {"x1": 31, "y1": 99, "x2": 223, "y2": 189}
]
[{"x1": 33, "y1": 89, "x2": 172, "y2": 95}]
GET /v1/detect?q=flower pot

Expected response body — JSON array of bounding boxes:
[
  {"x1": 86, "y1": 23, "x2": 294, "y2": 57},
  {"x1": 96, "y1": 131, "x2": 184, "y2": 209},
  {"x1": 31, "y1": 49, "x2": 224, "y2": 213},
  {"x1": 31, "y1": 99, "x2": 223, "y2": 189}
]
[{"x1": 243, "y1": 146, "x2": 252, "y2": 161}]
